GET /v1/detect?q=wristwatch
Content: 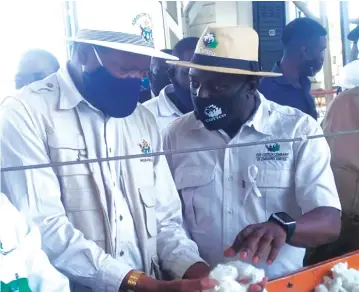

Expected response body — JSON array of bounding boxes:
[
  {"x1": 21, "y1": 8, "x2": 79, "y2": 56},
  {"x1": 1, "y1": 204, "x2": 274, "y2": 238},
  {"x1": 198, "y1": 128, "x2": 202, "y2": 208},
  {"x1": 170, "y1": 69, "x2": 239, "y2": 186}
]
[
  {"x1": 268, "y1": 212, "x2": 296, "y2": 243},
  {"x1": 125, "y1": 271, "x2": 144, "y2": 292}
]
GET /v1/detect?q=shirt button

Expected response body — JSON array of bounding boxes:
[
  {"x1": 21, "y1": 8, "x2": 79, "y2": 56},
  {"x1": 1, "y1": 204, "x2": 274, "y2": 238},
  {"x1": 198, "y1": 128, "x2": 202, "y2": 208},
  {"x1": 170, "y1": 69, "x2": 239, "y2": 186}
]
[
  {"x1": 109, "y1": 148, "x2": 112, "y2": 153},
  {"x1": 228, "y1": 176, "x2": 233, "y2": 182},
  {"x1": 46, "y1": 83, "x2": 54, "y2": 88},
  {"x1": 120, "y1": 215, "x2": 123, "y2": 221},
  {"x1": 228, "y1": 209, "x2": 233, "y2": 215},
  {"x1": 120, "y1": 251, "x2": 124, "y2": 256}
]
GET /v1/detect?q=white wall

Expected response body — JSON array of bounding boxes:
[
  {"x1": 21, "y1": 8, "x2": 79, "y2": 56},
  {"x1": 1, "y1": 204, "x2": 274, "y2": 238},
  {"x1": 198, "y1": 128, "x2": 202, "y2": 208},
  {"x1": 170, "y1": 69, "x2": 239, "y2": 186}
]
[{"x1": 186, "y1": 1, "x2": 253, "y2": 37}]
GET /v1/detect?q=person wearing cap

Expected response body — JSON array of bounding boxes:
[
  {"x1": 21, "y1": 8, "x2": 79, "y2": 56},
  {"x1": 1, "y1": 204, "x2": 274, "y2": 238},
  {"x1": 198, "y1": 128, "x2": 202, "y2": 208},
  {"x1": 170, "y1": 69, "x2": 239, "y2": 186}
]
[
  {"x1": 0, "y1": 192, "x2": 70, "y2": 291},
  {"x1": 309, "y1": 59, "x2": 359, "y2": 263},
  {"x1": 145, "y1": 38, "x2": 198, "y2": 132},
  {"x1": 0, "y1": 22, "x2": 223, "y2": 292},
  {"x1": 15, "y1": 49, "x2": 60, "y2": 90},
  {"x1": 148, "y1": 49, "x2": 172, "y2": 98},
  {"x1": 259, "y1": 18, "x2": 327, "y2": 120},
  {"x1": 163, "y1": 25, "x2": 341, "y2": 279}
]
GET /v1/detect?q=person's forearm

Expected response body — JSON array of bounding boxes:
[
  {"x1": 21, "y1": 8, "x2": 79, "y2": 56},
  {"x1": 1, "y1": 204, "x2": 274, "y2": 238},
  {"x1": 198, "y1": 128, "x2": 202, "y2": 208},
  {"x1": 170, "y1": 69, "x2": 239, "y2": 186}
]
[
  {"x1": 289, "y1": 207, "x2": 341, "y2": 248},
  {"x1": 120, "y1": 271, "x2": 159, "y2": 292}
]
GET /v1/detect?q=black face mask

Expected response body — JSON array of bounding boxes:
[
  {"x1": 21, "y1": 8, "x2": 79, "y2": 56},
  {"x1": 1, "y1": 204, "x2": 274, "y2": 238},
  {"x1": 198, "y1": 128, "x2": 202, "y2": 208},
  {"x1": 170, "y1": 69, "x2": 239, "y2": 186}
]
[
  {"x1": 83, "y1": 67, "x2": 141, "y2": 118},
  {"x1": 300, "y1": 59, "x2": 323, "y2": 77},
  {"x1": 193, "y1": 93, "x2": 239, "y2": 131}
]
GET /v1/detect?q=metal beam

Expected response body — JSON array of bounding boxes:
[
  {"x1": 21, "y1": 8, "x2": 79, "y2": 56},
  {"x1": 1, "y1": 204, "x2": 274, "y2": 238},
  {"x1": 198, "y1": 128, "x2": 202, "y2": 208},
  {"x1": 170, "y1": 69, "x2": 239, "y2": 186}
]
[
  {"x1": 187, "y1": 1, "x2": 211, "y2": 26},
  {"x1": 319, "y1": 1, "x2": 334, "y2": 105},
  {"x1": 340, "y1": 1, "x2": 351, "y2": 65},
  {"x1": 292, "y1": 1, "x2": 321, "y2": 24}
]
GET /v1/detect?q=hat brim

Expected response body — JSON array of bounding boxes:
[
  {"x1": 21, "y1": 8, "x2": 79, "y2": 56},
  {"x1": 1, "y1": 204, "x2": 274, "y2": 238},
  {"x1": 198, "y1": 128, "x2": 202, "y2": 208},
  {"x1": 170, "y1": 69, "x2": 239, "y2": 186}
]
[
  {"x1": 166, "y1": 60, "x2": 281, "y2": 77},
  {"x1": 67, "y1": 38, "x2": 178, "y2": 61}
]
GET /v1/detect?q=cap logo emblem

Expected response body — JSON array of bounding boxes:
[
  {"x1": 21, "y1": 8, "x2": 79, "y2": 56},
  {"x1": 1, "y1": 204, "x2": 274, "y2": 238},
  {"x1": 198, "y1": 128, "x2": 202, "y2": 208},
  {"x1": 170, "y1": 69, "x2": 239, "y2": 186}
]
[{"x1": 203, "y1": 32, "x2": 218, "y2": 49}]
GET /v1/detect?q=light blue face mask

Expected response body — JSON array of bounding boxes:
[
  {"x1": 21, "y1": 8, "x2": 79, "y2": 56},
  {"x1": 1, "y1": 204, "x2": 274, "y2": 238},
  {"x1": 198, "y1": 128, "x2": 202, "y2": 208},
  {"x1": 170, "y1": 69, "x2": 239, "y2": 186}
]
[{"x1": 141, "y1": 77, "x2": 150, "y2": 90}]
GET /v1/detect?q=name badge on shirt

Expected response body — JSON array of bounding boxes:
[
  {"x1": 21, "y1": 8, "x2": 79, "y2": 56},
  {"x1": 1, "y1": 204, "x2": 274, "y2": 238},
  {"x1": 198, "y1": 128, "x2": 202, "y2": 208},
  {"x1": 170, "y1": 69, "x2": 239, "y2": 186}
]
[{"x1": 256, "y1": 143, "x2": 290, "y2": 162}]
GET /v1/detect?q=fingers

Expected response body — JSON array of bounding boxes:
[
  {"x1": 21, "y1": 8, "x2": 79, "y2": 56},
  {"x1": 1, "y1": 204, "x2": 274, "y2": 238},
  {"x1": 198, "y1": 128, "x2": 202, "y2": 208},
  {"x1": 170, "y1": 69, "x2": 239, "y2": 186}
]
[
  {"x1": 199, "y1": 278, "x2": 218, "y2": 290},
  {"x1": 266, "y1": 237, "x2": 283, "y2": 264},
  {"x1": 179, "y1": 278, "x2": 218, "y2": 291},
  {"x1": 253, "y1": 234, "x2": 273, "y2": 264},
  {"x1": 225, "y1": 225, "x2": 256, "y2": 257},
  {"x1": 248, "y1": 277, "x2": 268, "y2": 292},
  {"x1": 239, "y1": 229, "x2": 265, "y2": 261}
]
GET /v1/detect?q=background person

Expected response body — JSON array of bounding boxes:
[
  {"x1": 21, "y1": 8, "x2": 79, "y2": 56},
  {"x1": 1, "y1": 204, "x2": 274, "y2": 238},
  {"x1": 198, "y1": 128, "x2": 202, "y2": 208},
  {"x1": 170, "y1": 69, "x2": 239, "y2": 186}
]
[
  {"x1": 15, "y1": 49, "x2": 60, "y2": 89},
  {"x1": 259, "y1": 17, "x2": 327, "y2": 120},
  {"x1": 148, "y1": 49, "x2": 172, "y2": 97},
  {"x1": 145, "y1": 37, "x2": 198, "y2": 131},
  {"x1": 0, "y1": 192, "x2": 70, "y2": 292}
]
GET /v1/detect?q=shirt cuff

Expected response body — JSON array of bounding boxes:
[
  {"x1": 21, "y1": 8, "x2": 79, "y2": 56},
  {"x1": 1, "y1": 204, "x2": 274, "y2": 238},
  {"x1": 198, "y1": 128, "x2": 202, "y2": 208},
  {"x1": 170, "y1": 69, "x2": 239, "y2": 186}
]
[
  {"x1": 167, "y1": 252, "x2": 207, "y2": 279},
  {"x1": 95, "y1": 256, "x2": 133, "y2": 292}
]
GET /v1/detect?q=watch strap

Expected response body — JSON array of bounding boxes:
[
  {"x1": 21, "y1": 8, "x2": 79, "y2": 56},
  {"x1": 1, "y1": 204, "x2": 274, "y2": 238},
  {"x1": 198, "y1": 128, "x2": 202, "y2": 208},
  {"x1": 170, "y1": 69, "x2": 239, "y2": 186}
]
[{"x1": 269, "y1": 213, "x2": 296, "y2": 243}]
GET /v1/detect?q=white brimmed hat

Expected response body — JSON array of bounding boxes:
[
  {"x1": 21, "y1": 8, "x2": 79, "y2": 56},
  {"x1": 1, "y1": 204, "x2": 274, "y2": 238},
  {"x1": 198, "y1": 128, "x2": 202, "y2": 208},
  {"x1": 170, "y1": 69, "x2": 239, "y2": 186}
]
[
  {"x1": 70, "y1": 29, "x2": 177, "y2": 60},
  {"x1": 67, "y1": 2, "x2": 177, "y2": 61},
  {"x1": 167, "y1": 25, "x2": 281, "y2": 77},
  {"x1": 338, "y1": 59, "x2": 359, "y2": 90}
]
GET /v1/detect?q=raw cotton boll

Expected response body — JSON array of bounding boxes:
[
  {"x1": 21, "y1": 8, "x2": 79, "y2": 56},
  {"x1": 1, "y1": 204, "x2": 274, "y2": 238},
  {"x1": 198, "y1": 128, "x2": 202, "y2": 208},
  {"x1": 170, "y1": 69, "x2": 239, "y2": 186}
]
[
  {"x1": 216, "y1": 278, "x2": 247, "y2": 292},
  {"x1": 209, "y1": 264, "x2": 239, "y2": 282},
  {"x1": 316, "y1": 262, "x2": 359, "y2": 291},
  {"x1": 329, "y1": 277, "x2": 343, "y2": 292},
  {"x1": 228, "y1": 261, "x2": 265, "y2": 284},
  {"x1": 322, "y1": 276, "x2": 333, "y2": 287},
  {"x1": 205, "y1": 261, "x2": 266, "y2": 292}
]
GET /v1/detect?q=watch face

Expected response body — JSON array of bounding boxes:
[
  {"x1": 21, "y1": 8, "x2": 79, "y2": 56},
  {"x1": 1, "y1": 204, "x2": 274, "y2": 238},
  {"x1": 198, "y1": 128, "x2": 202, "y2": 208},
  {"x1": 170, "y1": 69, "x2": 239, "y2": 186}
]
[{"x1": 275, "y1": 212, "x2": 295, "y2": 224}]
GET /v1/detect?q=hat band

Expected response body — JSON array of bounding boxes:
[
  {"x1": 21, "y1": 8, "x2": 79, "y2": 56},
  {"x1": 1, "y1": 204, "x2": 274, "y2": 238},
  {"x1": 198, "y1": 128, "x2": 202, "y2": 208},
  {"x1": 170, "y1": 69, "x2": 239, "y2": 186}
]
[{"x1": 192, "y1": 54, "x2": 259, "y2": 72}]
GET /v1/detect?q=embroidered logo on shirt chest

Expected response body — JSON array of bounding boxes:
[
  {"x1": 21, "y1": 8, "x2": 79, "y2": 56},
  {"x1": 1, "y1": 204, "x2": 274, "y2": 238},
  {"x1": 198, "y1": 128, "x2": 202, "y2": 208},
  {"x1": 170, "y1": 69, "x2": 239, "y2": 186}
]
[
  {"x1": 256, "y1": 143, "x2": 290, "y2": 162},
  {"x1": 138, "y1": 139, "x2": 152, "y2": 162}
]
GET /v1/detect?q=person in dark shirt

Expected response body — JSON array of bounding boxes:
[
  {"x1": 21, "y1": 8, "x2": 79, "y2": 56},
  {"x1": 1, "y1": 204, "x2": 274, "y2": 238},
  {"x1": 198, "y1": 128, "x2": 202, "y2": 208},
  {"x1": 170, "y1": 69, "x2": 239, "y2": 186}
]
[{"x1": 259, "y1": 17, "x2": 327, "y2": 120}]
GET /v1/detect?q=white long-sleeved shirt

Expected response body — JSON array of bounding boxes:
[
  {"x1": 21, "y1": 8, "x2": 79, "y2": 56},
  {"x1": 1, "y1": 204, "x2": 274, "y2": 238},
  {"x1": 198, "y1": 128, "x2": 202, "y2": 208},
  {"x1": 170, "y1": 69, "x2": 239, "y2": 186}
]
[
  {"x1": 0, "y1": 66, "x2": 204, "y2": 291},
  {"x1": 144, "y1": 85, "x2": 183, "y2": 132},
  {"x1": 0, "y1": 193, "x2": 70, "y2": 291},
  {"x1": 163, "y1": 93, "x2": 341, "y2": 279}
]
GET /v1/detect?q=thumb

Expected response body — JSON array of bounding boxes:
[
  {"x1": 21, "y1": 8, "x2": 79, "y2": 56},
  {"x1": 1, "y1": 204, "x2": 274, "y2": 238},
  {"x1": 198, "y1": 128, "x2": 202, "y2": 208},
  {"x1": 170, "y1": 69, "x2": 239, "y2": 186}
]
[{"x1": 200, "y1": 278, "x2": 218, "y2": 290}]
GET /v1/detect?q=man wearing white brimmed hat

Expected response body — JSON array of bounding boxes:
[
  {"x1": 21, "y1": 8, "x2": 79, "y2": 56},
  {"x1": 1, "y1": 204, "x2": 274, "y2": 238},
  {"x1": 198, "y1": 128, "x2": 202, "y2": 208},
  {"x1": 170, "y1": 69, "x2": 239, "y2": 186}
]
[
  {"x1": 164, "y1": 25, "x2": 341, "y2": 279},
  {"x1": 0, "y1": 7, "x2": 224, "y2": 292}
]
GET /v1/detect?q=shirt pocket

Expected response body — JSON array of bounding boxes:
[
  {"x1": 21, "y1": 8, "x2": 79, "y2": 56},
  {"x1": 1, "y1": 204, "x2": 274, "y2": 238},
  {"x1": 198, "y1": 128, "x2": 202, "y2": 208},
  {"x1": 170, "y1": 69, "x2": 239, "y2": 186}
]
[
  {"x1": 139, "y1": 186, "x2": 157, "y2": 238},
  {"x1": 47, "y1": 133, "x2": 94, "y2": 211},
  {"x1": 255, "y1": 168, "x2": 297, "y2": 220},
  {"x1": 174, "y1": 166, "x2": 215, "y2": 234}
]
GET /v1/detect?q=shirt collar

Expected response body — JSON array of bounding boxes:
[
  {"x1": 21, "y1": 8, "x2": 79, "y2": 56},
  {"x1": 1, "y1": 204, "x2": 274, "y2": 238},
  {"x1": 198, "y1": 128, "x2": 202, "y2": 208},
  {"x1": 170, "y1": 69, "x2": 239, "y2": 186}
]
[
  {"x1": 157, "y1": 84, "x2": 183, "y2": 117},
  {"x1": 189, "y1": 92, "x2": 273, "y2": 136},
  {"x1": 57, "y1": 63, "x2": 87, "y2": 110}
]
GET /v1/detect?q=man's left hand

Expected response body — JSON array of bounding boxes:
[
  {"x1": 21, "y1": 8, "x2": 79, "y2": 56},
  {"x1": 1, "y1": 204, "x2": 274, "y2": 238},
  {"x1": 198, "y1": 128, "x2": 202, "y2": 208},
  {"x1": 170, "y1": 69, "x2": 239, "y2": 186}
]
[
  {"x1": 224, "y1": 222, "x2": 287, "y2": 264},
  {"x1": 183, "y1": 262, "x2": 211, "y2": 279}
]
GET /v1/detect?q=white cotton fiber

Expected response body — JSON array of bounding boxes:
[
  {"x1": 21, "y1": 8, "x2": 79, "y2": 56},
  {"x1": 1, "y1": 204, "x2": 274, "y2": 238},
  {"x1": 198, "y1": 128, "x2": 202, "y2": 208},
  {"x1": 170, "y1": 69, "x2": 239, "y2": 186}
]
[
  {"x1": 215, "y1": 278, "x2": 247, "y2": 292},
  {"x1": 205, "y1": 261, "x2": 266, "y2": 292},
  {"x1": 315, "y1": 262, "x2": 359, "y2": 292}
]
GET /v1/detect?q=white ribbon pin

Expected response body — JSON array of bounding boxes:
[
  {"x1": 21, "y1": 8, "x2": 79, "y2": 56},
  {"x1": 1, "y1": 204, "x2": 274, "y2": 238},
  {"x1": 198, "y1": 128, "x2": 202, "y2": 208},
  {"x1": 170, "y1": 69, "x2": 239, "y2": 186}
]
[{"x1": 243, "y1": 164, "x2": 262, "y2": 203}]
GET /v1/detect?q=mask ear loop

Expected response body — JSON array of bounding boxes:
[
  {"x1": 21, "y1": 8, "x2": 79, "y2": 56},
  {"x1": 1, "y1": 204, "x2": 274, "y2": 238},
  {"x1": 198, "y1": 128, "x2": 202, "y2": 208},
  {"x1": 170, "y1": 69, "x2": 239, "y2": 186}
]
[{"x1": 92, "y1": 46, "x2": 104, "y2": 66}]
